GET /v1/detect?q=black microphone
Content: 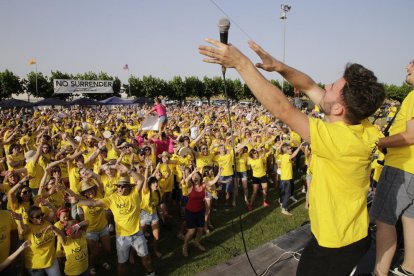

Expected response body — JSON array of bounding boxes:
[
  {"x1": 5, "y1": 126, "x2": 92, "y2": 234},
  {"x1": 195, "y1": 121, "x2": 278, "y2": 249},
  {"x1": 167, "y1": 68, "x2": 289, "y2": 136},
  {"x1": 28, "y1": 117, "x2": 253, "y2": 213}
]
[{"x1": 218, "y1": 18, "x2": 230, "y2": 74}]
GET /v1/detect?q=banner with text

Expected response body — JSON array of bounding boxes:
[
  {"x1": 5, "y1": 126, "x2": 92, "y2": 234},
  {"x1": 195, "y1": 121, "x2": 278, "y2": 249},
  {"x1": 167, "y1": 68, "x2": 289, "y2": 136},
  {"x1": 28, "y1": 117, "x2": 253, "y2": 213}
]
[{"x1": 54, "y1": 79, "x2": 114, "y2": 94}]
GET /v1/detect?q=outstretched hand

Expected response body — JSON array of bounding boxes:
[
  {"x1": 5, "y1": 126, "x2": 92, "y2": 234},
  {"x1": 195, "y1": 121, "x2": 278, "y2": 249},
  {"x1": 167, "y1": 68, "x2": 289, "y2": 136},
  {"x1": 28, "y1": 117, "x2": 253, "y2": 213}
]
[
  {"x1": 248, "y1": 41, "x2": 282, "y2": 72},
  {"x1": 198, "y1": 38, "x2": 248, "y2": 70}
]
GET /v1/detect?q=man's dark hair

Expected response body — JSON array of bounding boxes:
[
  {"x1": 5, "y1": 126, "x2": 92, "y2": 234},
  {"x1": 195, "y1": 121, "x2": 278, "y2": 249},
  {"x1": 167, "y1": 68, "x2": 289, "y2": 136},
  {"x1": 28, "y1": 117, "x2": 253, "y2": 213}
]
[{"x1": 342, "y1": 63, "x2": 385, "y2": 124}]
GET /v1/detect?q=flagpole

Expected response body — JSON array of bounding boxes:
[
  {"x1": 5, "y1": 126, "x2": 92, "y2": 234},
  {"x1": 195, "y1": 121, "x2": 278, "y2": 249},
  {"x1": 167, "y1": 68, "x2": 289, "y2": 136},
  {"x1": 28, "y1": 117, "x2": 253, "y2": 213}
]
[
  {"x1": 128, "y1": 68, "x2": 131, "y2": 98},
  {"x1": 35, "y1": 62, "x2": 38, "y2": 97}
]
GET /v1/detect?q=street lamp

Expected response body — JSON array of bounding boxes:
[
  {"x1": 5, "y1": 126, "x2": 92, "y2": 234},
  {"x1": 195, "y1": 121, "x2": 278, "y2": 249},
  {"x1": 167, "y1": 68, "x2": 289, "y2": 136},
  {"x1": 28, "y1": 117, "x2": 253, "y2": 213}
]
[{"x1": 280, "y1": 4, "x2": 291, "y2": 94}]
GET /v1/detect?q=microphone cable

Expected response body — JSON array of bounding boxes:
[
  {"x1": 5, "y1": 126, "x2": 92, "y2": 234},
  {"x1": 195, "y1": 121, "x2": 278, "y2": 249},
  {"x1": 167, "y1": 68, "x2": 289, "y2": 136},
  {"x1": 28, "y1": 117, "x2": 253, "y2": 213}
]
[{"x1": 221, "y1": 69, "x2": 259, "y2": 276}]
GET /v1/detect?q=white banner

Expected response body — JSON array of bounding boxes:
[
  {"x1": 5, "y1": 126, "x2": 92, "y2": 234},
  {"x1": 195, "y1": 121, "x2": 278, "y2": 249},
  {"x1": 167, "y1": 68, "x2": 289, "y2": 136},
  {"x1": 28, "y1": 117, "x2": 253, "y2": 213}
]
[
  {"x1": 53, "y1": 79, "x2": 114, "y2": 94},
  {"x1": 141, "y1": 115, "x2": 159, "y2": 131}
]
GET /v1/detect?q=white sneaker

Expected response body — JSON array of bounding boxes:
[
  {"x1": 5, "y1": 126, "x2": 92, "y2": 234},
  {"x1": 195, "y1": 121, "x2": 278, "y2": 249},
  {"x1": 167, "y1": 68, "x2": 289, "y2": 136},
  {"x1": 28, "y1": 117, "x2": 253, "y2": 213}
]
[
  {"x1": 290, "y1": 196, "x2": 298, "y2": 203},
  {"x1": 281, "y1": 208, "x2": 293, "y2": 216}
]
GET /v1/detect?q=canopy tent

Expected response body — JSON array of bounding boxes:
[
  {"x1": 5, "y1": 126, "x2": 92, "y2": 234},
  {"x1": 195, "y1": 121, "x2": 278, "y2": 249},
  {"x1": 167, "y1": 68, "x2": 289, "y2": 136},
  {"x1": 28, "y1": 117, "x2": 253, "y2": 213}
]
[
  {"x1": 0, "y1": 98, "x2": 32, "y2": 108},
  {"x1": 33, "y1": 97, "x2": 69, "y2": 107},
  {"x1": 99, "y1": 96, "x2": 136, "y2": 105},
  {"x1": 69, "y1": 97, "x2": 102, "y2": 106}
]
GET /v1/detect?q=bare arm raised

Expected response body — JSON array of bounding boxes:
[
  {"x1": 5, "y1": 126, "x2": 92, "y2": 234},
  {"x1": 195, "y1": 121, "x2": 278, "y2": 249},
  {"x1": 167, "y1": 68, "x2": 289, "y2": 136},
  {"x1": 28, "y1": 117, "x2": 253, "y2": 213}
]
[{"x1": 199, "y1": 39, "x2": 310, "y2": 142}]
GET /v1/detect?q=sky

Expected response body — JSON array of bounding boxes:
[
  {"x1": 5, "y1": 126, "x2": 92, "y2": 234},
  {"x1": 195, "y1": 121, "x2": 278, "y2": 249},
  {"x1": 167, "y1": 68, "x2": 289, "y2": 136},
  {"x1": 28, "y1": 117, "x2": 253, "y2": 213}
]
[{"x1": 1, "y1": 0, "x2": 413, "y2": 88}]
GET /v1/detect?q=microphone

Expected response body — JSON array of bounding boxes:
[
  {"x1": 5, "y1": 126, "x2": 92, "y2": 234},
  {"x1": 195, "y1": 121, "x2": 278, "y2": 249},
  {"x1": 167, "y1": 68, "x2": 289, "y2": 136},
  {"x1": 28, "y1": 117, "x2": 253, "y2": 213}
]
[{"x1": 218, "y1": 18, "x2": 230, "y2": 74}]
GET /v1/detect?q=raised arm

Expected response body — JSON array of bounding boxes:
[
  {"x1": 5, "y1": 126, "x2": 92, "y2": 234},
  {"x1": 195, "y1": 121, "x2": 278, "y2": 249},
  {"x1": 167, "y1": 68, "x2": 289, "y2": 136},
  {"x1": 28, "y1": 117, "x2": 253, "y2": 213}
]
[
  {"x1": 199, "y1": 39, "x2": 310, "y2": 142},
  {"x1": 248, "y1": 41, "x2": 325, "y2": 107}
]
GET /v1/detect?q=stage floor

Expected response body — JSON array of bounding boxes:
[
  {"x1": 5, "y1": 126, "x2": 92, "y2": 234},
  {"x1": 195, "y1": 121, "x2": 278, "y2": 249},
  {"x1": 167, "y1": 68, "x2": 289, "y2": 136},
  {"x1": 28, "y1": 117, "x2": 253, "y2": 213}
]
[{"x1": 197, "y1": 224, "x2": 311, "y2": 276}]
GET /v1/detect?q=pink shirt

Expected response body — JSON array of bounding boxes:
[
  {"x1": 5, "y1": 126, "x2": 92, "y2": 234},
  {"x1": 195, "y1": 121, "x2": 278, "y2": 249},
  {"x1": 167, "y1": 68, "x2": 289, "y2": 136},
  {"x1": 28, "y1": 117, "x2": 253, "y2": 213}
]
[{"x1": 155, "y1": 103, "x2": 167, "y2": 117}]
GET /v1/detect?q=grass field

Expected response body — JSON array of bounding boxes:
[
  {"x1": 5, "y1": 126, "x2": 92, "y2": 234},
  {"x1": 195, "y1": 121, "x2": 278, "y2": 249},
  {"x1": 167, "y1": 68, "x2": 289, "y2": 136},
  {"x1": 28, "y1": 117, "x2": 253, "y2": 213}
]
[{"x1": 99, "y1": 181, "x2": 310, "y2": 276}]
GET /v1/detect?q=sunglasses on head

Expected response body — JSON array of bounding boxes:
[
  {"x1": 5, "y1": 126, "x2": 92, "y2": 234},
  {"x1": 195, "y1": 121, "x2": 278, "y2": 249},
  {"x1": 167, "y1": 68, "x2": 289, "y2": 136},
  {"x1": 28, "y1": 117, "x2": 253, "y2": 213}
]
[{"x1": 31, "y1": 213, "x2": 43, "y2": 220}]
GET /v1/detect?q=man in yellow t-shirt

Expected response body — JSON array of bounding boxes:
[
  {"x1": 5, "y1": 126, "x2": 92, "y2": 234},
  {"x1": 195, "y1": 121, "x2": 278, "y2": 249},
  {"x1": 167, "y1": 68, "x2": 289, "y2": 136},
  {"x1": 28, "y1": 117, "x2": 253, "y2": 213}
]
[
  {"x1": 371, "y1": 59, "x2": 414, "y2": 276},
  {"x1": 75, "y1": 174, "x2": 155, "y2": 276},
  {"x1": 199, "y1": 40, "x2": 385, "y2": 275}
]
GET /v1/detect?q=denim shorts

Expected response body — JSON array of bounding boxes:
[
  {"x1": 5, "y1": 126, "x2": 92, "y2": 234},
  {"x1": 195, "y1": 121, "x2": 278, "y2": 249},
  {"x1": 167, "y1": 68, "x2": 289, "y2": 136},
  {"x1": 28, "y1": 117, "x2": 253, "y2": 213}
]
[
  {"x1": 116, "y1": 231, "x2": 148, "y2": 263},
  {"x1": 236, "y1": 171, "x2": 248, "y2": 180},
  {"x1": 159, "y1": 115, "x2": 168, "y2": 123},
  {"x1": 86, "y1": 226, "x2": 109, "y2": 241},
  {"x1": 370, "y1": 166, "x2": 414, "y2": 225},
  {"x1": 140, "y1": 209, "x2": 159, "y2": 226},
  {"x1": 218, "y1": 175, "x2": 234, "y2": 192}
]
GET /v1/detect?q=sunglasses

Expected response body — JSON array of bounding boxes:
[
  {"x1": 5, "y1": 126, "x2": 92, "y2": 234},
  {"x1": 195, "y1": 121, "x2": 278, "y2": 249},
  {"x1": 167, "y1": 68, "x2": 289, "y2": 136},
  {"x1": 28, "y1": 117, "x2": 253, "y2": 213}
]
[
  {"x1": 31, "y1": 213, "x2": 43, "y2": 220},
  {"x1": 201, "y1": 147, "x2": 207, "y2": 150},
  {"x1": 52, "y1": 169, "x2": 61, "y2": 173},
  {"x1": 21, "y1": 190, "x2": 31, "y2": 195}
]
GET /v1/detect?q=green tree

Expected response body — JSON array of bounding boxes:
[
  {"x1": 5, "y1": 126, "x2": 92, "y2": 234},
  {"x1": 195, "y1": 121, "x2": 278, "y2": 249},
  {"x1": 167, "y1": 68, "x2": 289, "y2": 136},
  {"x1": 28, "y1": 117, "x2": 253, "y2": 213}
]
[
  {"x1": 128, "y1": 76, "x2": 145, "y2": 98},
  {"x1": 202, "y1": 76, "x2": 221, "y2": 102},
  {"x1": 142, "y1": 75, "x2": 165, "y2": 99},
  {"x1": 0, "y1": 70, "x2": 23, "y2": 100},
  {"x1": 27, "y1": 71, "x2": 52, "y2": 99},
  {"x1": 169, "y1": 76, "x2": 187, "y2": 104},
  {"x1": 185, "y1": 76, "x2": 204, "y2": 104},
  {"x1": 384, "y1": 83, "x2": 412, "y2": 102}
]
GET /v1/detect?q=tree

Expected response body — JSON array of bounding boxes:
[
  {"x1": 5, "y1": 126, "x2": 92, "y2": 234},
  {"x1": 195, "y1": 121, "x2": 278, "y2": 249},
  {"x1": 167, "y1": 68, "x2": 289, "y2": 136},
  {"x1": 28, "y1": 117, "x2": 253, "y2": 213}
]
[
  {"x1": 0, "y1": 70, "x2": 23, "y2": 100},
  {"x1": 384, "y1": 83, "x2": 411, "y2": 102},
  {"x1": 202, "y1": 76, "x2": 222, "y2": 102},
  {"x1": 184, "y1": 76, "x2": 204, "y2": 104},
  {"x1": 169, "y1": 76, "x2": 186, "y2": 104},
  {"x1": 128, "y1": 76, "x2": 145, "y2": 97},
  {"x1": 27, "y1": 71, "x2": 52, "y2": 99},
  {"x1": 142, "y1": 75, "x2": 165, "y2": 99}
]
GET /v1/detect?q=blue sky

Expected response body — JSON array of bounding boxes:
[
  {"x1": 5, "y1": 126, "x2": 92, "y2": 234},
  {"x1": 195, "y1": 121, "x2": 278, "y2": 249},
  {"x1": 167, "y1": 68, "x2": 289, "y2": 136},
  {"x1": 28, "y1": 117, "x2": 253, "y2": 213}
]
[{"x1": 1, "y1": 0, "x2": 412, "y2": 87}]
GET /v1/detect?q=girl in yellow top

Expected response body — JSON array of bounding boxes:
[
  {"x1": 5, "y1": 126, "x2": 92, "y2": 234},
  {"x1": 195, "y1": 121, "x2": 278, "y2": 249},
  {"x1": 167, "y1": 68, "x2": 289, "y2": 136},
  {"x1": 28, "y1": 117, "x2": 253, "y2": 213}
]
[
  {"x1": 277, "y1": 143, "x2": 302, "y2": 215},
  {"x1": 140, "y1": 165, "x2": 162, "y2": 257},
  {"x1": 76, "y1": 180, "x2": 111, "y2": 274},
  {"x1": 6, "y1": 143, "x2": 25, "y2": 170},
  {"x1": 247, "y1": 148, "x2": 269, "y2": 210},
  {"x1": 61, "y1": 220, "x2": 89, "y2": 276},
  {"x1": 16, "y1": 205, "x2": 64, "y2": 276},
  {"x1": 202, "y1": 166, "x2": 216, "y2": 233}
]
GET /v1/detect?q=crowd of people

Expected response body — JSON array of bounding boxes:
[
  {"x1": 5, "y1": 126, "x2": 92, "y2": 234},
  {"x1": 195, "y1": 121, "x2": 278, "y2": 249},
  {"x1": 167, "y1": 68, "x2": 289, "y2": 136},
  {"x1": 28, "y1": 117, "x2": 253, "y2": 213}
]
[
  {"x1": 0, "y1": 54, "x2": 412, "y2": 276},
  {"x1": 0, "y1": 95, "x2": 329, "y2": 276}
]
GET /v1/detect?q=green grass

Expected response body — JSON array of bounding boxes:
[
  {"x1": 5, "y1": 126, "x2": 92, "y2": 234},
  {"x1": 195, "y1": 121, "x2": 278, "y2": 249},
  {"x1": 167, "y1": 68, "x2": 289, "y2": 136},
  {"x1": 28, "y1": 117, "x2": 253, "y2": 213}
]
[{"x1": 100, "y1": 182, "x2": 310, "y2": 276}]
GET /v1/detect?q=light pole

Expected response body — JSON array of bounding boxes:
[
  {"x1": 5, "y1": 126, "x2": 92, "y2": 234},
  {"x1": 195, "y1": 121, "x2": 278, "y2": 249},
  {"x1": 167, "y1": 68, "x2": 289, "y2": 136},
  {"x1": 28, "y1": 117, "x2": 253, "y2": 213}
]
[{"x1": 280, "y1": 4, "x2": 291, "y2": 94}]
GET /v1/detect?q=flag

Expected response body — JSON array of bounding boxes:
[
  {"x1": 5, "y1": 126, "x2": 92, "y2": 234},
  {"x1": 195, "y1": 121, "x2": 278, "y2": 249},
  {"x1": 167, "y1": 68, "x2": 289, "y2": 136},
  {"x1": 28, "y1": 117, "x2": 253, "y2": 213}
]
[
  {"x1": 123, "y1": 64, "x2": 129, "y2": 70},
  {"x1": 28, "y1": 58, "x2": 36, "y2": 65}
]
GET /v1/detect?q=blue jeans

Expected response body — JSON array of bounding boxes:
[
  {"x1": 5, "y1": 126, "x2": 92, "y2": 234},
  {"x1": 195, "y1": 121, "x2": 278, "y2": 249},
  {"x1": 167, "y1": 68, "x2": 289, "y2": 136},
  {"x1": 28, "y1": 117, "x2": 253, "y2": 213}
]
[{"x1": 280, "y1": 180, "x2": 292, "y2": 209}]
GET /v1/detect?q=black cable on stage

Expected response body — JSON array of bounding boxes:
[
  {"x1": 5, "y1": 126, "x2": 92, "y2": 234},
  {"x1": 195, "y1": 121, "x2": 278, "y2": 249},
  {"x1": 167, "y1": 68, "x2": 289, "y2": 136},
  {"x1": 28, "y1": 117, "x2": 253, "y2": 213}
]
[{"x1": 221, "y1": 68, "x2": 259, "y2": 276}]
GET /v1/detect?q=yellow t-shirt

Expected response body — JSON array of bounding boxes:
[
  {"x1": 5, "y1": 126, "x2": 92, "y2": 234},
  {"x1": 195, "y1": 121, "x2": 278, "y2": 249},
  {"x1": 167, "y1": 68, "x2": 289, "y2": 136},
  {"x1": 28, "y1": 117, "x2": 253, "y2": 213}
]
[
  {"x1": 80, "y1": 200, "x2": 107, "y2": 233},
  {"x1": 62, "y1": 234, "x2": 89, "y2": 276},
  {"x1": 0, "y1": 211, "x2": 17, "y2": 263},
  {"x1": 247, "y1": 157, "x2": 266, "y2": 178},
  {"x1": 213, "y1": 152, "x2": 234, "y2": 176},
  {"x1": 24, "y1": 221, "x2": 56, "y2": 269},
  {"x1": 309, "y1": 117, "x2": 381, "y2": 248},
  {"x1": 385, "y1": 90, "x2": 414, "y2": 173},
  {"x1": 195, "y1": 153, "x2": 214, "y2": 170},
  {"x1": 100, "y1": 174, "x2": 119, "y2": 196},
  {"x1": 25, "y1": 159, "x2": 45, "y2": 190},
  {"x1": 140, "y1": 188, "x2": 160, "y2": 214},
  {"x1": 100, "y1": 188, "x2": 141, "y2": 236},
  {"x1": 279, "y1": 154, "x2": 293, "y2": 181},
  {"x1": 236, "y1": 152, "x2": 248, "y2": 173}
]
